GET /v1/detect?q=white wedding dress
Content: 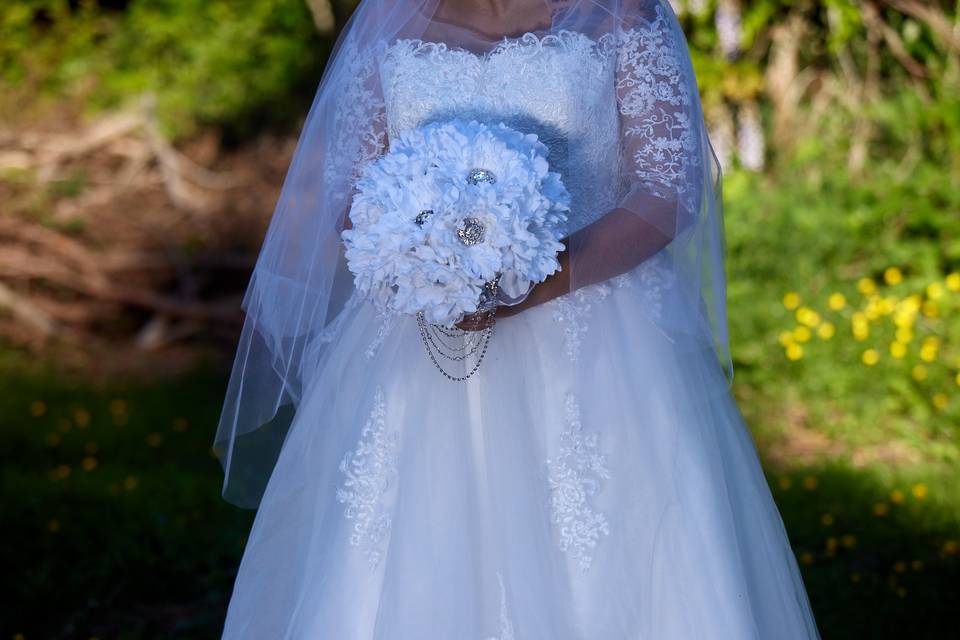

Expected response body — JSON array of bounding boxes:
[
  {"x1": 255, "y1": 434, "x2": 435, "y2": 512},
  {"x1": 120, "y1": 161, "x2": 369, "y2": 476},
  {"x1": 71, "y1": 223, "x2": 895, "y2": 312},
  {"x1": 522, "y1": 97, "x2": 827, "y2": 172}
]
[{"x1": 221, "y1": 24, "x2": 820, "y2": 640}]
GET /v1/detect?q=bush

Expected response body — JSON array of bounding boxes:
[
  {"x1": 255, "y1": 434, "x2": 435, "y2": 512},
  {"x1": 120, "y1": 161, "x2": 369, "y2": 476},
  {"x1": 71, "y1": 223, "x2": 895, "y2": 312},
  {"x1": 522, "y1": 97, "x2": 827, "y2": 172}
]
[{"x1": 0, "y1": 0, "x2": 328, "y2": 139}]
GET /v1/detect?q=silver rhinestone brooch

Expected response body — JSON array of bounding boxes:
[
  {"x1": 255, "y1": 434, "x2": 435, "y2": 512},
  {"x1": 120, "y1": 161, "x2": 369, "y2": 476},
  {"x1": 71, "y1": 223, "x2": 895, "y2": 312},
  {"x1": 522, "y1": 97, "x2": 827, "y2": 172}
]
[
  {"x1": 415, "y1": 209, "x2": 433, "y2": 226},
  {"x1": 457, "y1": 217, "x2": 486, "y2": 246},
  {"x1": 466, "y1": 168, "x2": 497, "y2": 185}
]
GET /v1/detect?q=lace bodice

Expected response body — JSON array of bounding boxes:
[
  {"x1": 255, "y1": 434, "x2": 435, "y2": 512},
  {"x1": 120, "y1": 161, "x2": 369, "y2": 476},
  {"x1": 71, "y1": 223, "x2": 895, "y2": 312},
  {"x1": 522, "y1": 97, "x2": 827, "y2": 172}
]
[{"x1": 379, "y1": 30, "x2": 622, "y2": 238}]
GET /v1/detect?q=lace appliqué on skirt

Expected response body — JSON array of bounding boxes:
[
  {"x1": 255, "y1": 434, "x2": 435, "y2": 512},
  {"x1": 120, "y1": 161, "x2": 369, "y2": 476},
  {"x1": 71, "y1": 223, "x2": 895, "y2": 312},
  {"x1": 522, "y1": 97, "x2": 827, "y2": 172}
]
[
  {"x1": 335, "y1": 387, "x2": 399, "y2": 568},
  {"x1": 547, "y1": 393, "x2": 611, "y2": 572},
  {"x1": 547, "y1": 284, "x2": 612, "y2": 363}
]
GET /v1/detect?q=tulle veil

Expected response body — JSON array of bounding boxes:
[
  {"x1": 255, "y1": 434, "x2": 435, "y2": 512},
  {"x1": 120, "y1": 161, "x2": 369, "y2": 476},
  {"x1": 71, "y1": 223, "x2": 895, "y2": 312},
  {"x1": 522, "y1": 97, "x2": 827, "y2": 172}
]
[{"x1": 213, "y1": 0, "x2": 729, "y2": 508}]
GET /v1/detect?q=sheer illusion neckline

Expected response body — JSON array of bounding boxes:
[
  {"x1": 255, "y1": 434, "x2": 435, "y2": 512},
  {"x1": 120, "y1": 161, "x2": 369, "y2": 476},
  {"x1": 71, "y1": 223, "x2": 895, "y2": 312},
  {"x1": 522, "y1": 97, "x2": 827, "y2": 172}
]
[{"x1": 413, "y1": 1, "x2": 556, "y2": 45}]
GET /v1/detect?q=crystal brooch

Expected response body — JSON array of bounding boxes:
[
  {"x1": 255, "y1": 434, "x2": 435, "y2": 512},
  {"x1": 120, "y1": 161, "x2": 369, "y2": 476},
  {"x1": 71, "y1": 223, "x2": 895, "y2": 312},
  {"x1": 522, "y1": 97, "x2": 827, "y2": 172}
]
[
  {"x1": 466, "y1": 168, "x2": 497, "y2": 185},
  {"x1": 457, "y1": 217, "x2": 486, "y2": 246},
  {"x1": 415, "y1": 209, "x2": 433, "y2": 226}
]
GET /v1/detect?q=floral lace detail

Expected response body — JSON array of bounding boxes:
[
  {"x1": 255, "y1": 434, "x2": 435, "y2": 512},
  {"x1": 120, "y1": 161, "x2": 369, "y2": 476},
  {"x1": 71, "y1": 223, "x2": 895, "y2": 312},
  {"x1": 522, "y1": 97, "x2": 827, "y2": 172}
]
[
  {"x1": 484, "y1": 572, "x2": 515, "y2": 640},
  {"x1": 380, "y1": 29, "x2": 621, "y2": 238},
  {"x1": 547, "y1": 392, "x2": 610, "y2": 572},
  {"x1": 547, "y1": 283, "x2": 612, "y2": 363},
  {"x1": 326, "y1": 35, "x2": 389, "y2": 200},
  {"x1": 613, "y1": 272, "x2": 634, "y2": 289},
  {"x1": 364, "y1": 309, "x2": 398, "y2": 360},
  {"x1": 336, "y1": 387, "x2": 399, "y2": 568},
  {"x1": 616, "y1": 5, "x2": 700, "y2": 203},
  {"x1": 636, "y1": 256, "x2": 674, "y2": 320}
]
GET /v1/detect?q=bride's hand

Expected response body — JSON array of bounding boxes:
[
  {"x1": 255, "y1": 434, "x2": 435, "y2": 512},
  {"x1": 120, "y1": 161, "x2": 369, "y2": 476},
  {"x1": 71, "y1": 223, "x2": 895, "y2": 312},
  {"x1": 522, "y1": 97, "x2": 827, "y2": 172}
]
[{"x1": 455, "y1": 310, "x2": 496, "y2": 331}]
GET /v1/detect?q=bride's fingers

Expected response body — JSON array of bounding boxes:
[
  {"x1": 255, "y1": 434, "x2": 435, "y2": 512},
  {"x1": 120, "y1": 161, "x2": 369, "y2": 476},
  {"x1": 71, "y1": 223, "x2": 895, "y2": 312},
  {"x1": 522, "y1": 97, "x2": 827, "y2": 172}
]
[{"x1": 455, "y1": 312, "x2": 496, "y2": 331}]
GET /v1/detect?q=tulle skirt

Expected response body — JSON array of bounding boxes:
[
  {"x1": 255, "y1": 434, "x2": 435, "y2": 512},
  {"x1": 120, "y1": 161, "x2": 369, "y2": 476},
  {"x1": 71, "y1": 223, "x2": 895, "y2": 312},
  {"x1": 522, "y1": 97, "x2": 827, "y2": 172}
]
[{"x1": 220, "y1": 258, "x2": 820, "y2": 639}]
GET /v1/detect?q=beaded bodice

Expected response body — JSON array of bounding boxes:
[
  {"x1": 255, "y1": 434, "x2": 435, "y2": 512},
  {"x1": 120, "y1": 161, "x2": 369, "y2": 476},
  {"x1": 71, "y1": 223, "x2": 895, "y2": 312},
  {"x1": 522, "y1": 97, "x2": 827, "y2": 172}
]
[{"x1": 379, "y1": 30, "x2": 622, "y2": 238}]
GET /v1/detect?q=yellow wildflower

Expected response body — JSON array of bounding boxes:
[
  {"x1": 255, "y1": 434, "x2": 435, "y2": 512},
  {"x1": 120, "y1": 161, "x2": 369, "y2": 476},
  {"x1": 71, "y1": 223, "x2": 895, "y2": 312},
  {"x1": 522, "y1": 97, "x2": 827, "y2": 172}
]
[
  {"x1": 946, "y1": 272, "x2": 960, "y2": 291},
  {"x1": 912, "y1": 365, "x2": 928, "y2": 381},
  {"x1": 817, "y1": 322, "x2": 835, "y2": 340},
  {"x1": 778, "y1": 476, "x2": 793, "y2": 490},
  {"x1": 50, "y1": 465, "x2": 71, "y2": 481},
  {"x1": 884, "y1": 267, "x2": 903, "y2": 285},
  {"x1": 802, "y1": 475, "x2": 818, "y2": 490},
  {"x1": 933, "y1": 393, "x2": 948, "y2": 410},
  {"x1": 828, "y1": 293, "x2": 846, "y2": 310},
  {"x1": 73, "y1": 407, "x2": 91, "y2": 428},
  {"x1": 890, "y1": 489, "x2": 905, "y2": 504},
  {"x1": 796, "y1": 307, "x2": 821, "y2": 327},
  {"x1": 922, "y1": 300, "x2": 939, "y2": 317},
  {"x1": 873, "y1": 502, "x2": 890, "y2": 516},
  {"x1": 857, "y1": 277, "x2": 877, "y2": 295},
  {"x1": 782, "y1": 292, "x2": 801, "y2": 310},
  {"x1": 800, "y1": 552, "x2": 814, "y2": 565},
  {"x1": 785, "y1": 344, "x2": 804, "y2": 361},
  {"x1": 912, "y1": 483, "x2": 929, "y2": 500},
  {"x1": 895, "y1": 327, "x2": 913, "y2": 343},
  {"x1": 778, "y1": 331, "x2": 794, "y2": 347},
  {"x1": 792, "y1": 326, "x2": 812, "y2": 343},
  {"x1": 926, "y1": 282, "x2": 944, "y2": 300},
  {"x1": 893, "y1": 310, "x2": 915, "y2": 328},
  {"x1": 862, "y1": 349, "x2": 880, "y2": 366},
  {"x1": 82, "y1": 457, "x2": 98, "y2": 472},
  {"x1": 889, "y1": 342, "x2": 907, "y2": 359}
]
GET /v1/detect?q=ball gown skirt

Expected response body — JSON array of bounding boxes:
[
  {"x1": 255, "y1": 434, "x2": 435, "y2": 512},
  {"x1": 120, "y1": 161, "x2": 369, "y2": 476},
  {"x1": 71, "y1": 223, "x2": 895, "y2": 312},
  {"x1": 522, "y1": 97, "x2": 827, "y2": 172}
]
[{"x1": 220, "y1": 255, "x2": 821, "y2": 639}]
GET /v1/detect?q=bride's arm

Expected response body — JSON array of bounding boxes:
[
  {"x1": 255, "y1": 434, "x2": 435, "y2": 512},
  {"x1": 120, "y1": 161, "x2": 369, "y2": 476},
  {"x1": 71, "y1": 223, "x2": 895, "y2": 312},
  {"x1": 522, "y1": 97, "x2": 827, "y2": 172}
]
[
  {"x1": 498, "y1": 6, "x2": 703, "y2": 320},
  {"x1": 496, "y1": 204, "x2": 674, "y2": 318}
]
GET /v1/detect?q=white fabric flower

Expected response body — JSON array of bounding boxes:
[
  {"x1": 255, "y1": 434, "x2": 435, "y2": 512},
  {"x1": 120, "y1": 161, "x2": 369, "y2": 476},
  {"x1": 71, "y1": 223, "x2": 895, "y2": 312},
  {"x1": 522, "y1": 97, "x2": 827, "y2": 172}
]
[{"x1": 342, "y1": 118, "x2": 569, "y2": 324}]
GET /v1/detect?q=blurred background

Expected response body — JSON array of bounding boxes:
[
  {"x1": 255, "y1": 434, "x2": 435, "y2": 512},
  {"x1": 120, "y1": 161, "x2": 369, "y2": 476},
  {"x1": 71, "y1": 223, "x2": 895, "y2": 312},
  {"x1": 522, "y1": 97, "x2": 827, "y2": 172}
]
[{"x1": 1, "y1": 0, "x2": 957, "y2": 638}]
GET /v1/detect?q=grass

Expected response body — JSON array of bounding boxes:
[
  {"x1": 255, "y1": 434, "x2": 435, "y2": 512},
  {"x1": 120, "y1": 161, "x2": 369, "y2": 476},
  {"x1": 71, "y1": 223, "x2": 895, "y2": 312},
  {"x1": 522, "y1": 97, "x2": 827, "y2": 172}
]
[
  {"x1": 1, "y1": 350, "x2": 958, "y2": 639},
  {"x1": 0, "y1": 358, "x2": 253, "y2": 640}
]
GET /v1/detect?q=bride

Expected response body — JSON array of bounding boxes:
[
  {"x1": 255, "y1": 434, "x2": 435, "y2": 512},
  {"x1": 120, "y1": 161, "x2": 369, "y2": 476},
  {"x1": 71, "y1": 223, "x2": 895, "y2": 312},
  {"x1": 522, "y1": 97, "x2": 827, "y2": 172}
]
[{"x1": 214, "y1": 0, "x2": 821, "y2": 637}]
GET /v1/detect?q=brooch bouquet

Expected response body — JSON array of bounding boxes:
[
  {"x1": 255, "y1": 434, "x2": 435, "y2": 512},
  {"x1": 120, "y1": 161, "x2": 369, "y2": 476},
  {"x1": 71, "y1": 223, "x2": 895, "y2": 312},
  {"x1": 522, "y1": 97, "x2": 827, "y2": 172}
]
[{"x1": 341, "y1": 118, "x2": 569, "y2": 379}]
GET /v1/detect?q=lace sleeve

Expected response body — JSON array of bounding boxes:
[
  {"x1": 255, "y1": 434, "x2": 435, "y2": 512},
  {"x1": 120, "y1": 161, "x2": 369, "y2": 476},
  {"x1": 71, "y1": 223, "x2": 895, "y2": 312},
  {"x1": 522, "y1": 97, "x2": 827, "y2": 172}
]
[
  {"x1": 333, "y1": 36, "x2": 390, "y2": 233},
  {"x1": 614, "y1": 2, "x2": 702, "y2": 234},
  {"x1": 564, "y1": 1, "x2": 705, "y2": 292}
]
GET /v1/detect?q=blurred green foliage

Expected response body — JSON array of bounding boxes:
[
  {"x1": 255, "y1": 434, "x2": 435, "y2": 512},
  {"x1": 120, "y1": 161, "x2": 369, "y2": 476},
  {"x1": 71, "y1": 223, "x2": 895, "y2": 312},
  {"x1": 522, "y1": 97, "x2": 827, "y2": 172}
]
[{"x1": 0, "y1": 0, "x2": 328, "y2": 138}]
